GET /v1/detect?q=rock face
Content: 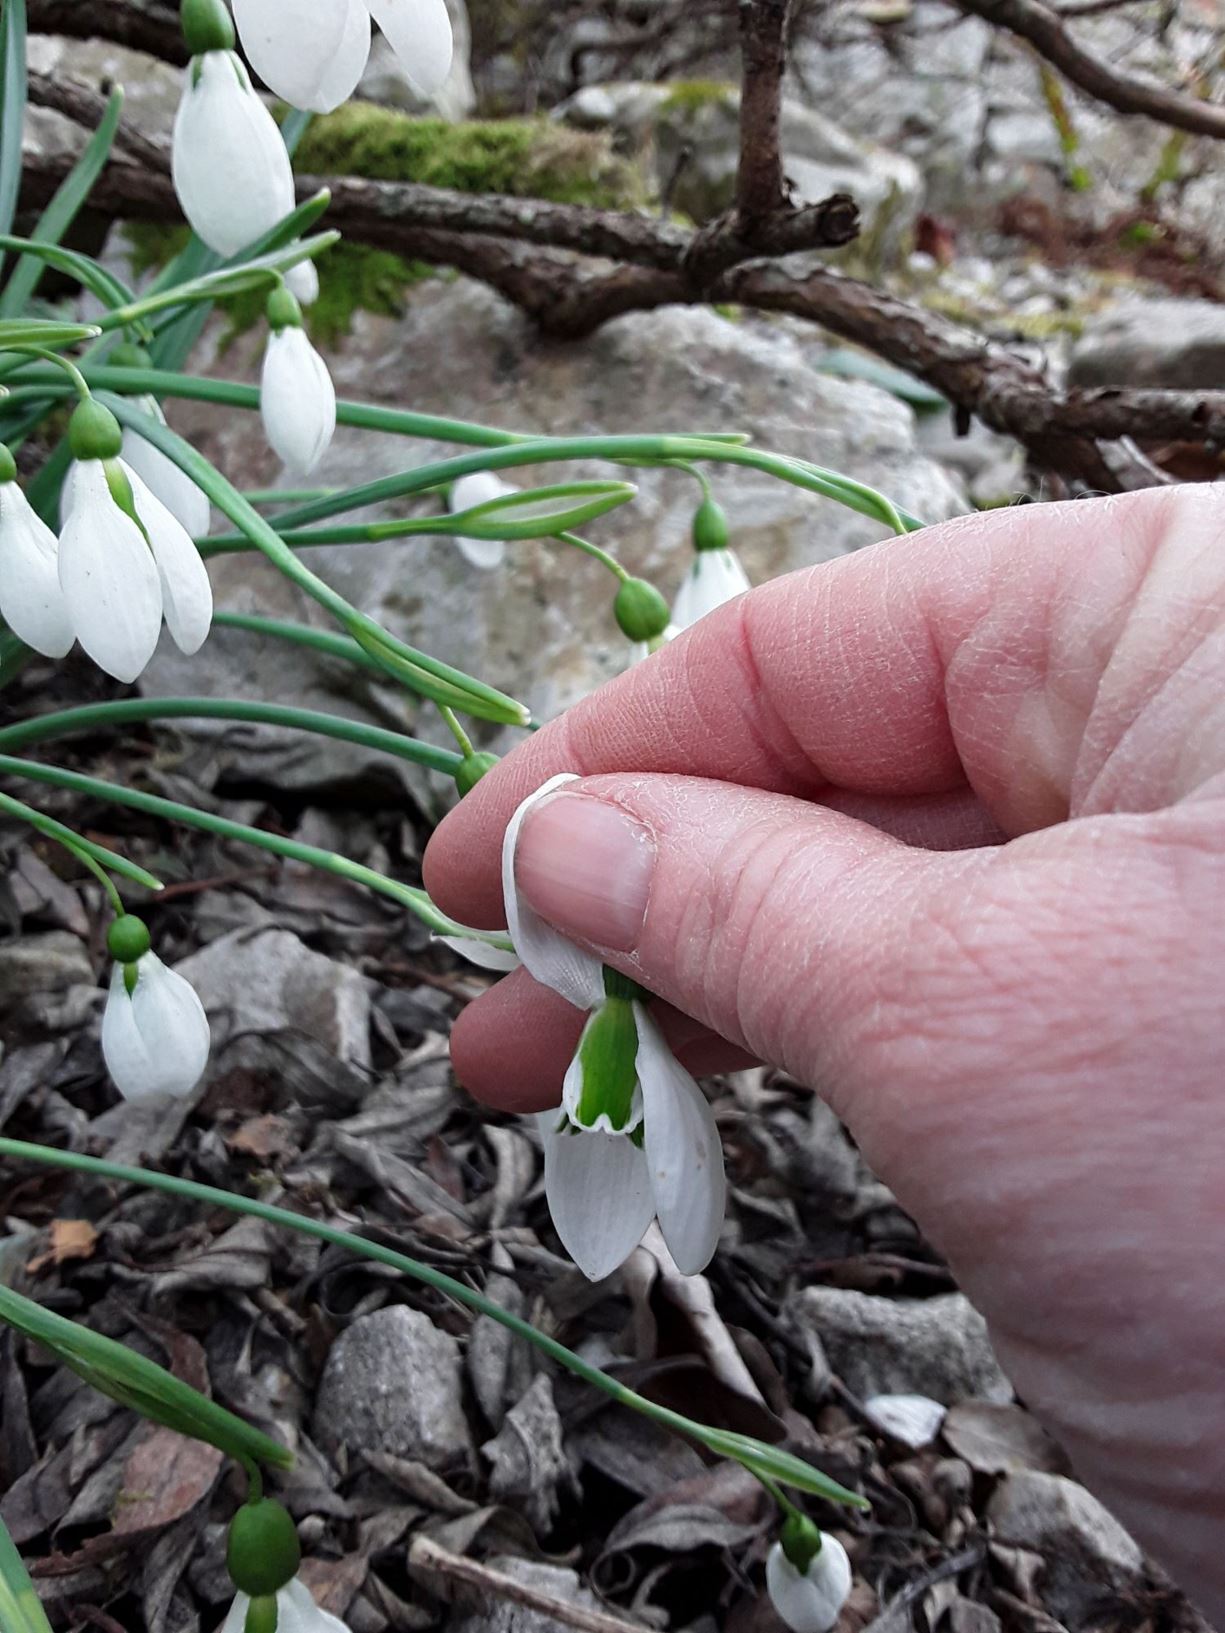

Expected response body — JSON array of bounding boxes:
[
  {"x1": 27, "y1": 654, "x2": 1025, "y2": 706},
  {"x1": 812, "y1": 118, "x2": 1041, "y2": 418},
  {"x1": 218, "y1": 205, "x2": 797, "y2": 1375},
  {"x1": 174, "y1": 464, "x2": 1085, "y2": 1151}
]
[
  {"x1": 560, "y1": 81, "x2": 921, "y2": 252},
  {"x1": 786, "y1": 1287, "x2": 1013, "y2": 1405},
  {"x1": 314, "y1": 1306, "x2": 472, "y2": 1469},
  {"x1": 987, "y1": 1470, "x2": 1145, "y2": 1626},
  {"x1": 1068, "y1": 297, "x2": 1225, "y2": 391},
  {"x1": 146, "y1": 278, "x2": 965, "y2": 797}
]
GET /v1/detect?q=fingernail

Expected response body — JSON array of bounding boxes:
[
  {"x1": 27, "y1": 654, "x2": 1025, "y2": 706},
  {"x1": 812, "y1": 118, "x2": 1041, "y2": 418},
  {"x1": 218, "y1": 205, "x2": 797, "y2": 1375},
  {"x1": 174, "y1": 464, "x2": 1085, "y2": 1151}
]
[{"x1": 516, "y1": 792, "x2": 655, "y2": 952}]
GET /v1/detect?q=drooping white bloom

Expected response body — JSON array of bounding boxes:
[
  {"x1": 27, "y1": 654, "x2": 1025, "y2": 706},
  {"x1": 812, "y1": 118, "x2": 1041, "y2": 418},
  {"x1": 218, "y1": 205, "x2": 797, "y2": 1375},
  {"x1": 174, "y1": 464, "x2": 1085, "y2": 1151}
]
[
  {"x1": 57, "y1": 459, "x2": 213, "y2": 683},
  {"x1": 232, "y1": 0, "x2": 453, "y2": 114},
  {"x1": 765, "y1": 1536, "x2": 853, "y2": 1633},
  {"x1": 506, "y1": 774, "x2": 726, "y2": 1280},
  {"x1": 102, "y1": 953, "x2": 211, "y2": 1102},
  {"x1": 120, "y1": 403, "x2": 212, "y2": 541},
  {"x1": 448, "y1": 470, "x2": 516, "y2": 571},
  {"x1": 173, "y1": 51, "x2": 296, "y2": 257},
  {"x1": 261, "y1": 324, "x2": 337, "y2": 475},
  {"x1": 221, "y1": 1576, "x2": 351, "y2": 1633},
  {"x1": 671, "y1": 547, "x2": 751, "y2": 631},
  {"x1": 0, "y1": 478, "x2": 74, "y2": 658}
]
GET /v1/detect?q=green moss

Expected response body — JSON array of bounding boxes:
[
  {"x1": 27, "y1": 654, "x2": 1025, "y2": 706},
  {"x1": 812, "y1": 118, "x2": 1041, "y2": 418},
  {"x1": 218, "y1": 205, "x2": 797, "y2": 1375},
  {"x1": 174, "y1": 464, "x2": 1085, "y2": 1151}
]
[
  {"x1": 296, "y1": 102, "x2": 646, "y2": 208},
  {"x1": 659, "y1": 80, "x2": 737, "y2": 117}
]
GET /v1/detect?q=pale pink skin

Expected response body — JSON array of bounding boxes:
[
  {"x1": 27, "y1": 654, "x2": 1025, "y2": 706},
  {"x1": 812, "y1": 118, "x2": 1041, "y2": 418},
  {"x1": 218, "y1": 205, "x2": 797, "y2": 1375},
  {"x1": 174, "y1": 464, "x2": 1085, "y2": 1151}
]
[{"x1": 425, "y1": 486, "x2": 1225, "y2": 1618}]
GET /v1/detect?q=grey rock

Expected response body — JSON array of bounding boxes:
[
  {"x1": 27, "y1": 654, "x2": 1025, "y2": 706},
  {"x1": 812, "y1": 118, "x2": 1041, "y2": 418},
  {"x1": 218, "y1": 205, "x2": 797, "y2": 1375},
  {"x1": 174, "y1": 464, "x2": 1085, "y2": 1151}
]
[
  {"x1": 174, "y1": 927, "x2": 372, "y2": 1067},
  {"x1": 358, "y1": 0, "x2": 475, "y2": 120},
  {"x1": 314, "y1": 1306, "x2": 472, "y2": 1469},
  {"x1": 0, "y1": 932, "x2": 93, "y2": 1011},
  {"x1": 987, "y1": 1470, "x2": 1144, "y2": 1626},
  {"x1": 449, "y1": 1556, "x2": 607, "y2": 1633},
  {"x1": 786, "y1": 1287, "x2": 1013, "y2": 1405},
  {"x1": 1069, "y1": 297, "x2": 1225, "y2": 391},
  {"x1": 144, "y1": 278, "x2": 965, "y2": 796}
]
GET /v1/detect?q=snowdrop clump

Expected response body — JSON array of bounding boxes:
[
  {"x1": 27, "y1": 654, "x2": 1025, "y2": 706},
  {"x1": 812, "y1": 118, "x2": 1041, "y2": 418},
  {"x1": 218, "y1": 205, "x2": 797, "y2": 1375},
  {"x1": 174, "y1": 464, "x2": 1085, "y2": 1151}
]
[
  {"x1": 503, "y1": 774, "x2": 727, "y2": 1280},
  {"x1": 58, "y1": 399, "x2": 213, "y2": 682},
  {"x1": 101, "y1": 915, "x2": 211, "y2": 1103},
  {"x1": 232, "y1": 0, "x2": 454, "y2": 114}
]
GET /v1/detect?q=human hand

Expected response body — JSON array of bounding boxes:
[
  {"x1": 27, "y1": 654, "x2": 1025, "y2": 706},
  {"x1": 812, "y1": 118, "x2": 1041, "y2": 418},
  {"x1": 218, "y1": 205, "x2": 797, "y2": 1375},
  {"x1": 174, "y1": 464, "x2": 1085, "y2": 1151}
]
[{"x1": 424, "y1": 485, "x2": 1225, "y2": 1617}]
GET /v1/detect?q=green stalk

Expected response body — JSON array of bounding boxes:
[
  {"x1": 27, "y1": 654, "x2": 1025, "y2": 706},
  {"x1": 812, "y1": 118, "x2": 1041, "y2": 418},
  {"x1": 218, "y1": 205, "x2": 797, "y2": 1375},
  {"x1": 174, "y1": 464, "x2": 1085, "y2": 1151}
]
[
  {"x1": 0, "y1": 698, "x2": 462, "y2": 775},
  {"x1": 0, "y1": 787, "x2": 162, "y2": 894},
  {"x1": 0, "y1": 1136, "x2": 867, "y2": 1508},
  {"x1": 0, "y1": 755, "x2": 496, "y2": 944}
]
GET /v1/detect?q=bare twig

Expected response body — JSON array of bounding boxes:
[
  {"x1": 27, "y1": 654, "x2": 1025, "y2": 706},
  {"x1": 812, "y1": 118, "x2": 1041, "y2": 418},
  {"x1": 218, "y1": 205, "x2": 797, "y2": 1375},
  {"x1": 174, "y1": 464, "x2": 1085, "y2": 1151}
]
[
  {"x1": 408, "y1": 1536, "x2": 648, "y2": 1633},
  {"x1": 25, "y1": 0, "x2": 186, "y2": 64},
  {"x1": 737, "y1": 0, "x2": 793, "y2": 218}
]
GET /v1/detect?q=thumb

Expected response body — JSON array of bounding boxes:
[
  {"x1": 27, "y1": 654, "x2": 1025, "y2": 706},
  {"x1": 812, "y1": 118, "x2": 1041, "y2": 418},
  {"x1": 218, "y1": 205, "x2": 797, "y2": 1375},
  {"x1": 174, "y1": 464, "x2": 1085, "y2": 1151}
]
[{"x1": 512, "y1": 772, "x2": 973, "y2": 1092}]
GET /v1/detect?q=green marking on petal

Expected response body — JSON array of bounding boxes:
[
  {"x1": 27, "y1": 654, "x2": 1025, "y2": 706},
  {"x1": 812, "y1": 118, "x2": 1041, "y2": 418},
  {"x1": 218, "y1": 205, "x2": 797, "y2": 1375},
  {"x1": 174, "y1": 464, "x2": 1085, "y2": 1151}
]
[{"x1": 574, "y1": 997, "x2": 640, "y2": 1131}]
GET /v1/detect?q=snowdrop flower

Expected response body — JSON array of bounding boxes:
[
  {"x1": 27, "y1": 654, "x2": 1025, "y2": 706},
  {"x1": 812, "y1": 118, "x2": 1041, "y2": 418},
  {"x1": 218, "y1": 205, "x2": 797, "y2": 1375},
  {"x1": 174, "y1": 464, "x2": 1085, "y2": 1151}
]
[
  {"x1": 766, "y1": 1528, "x2": 853, "y2": 1633},
  {"x1": 224, "y1": 1498, "x2": 349, "y2": 1633},
  {"x1": 173, "y1": 0, "x2": 295, "y2": 257},
  {"x1": 0, "y1": 442, "x2": 74, "y2": 658},
  {"x1": 448, "y1": 471, "x2": 516, "y2": 570},
  {"x1": 672, "y1": 494, "x2": 750, "y2": 631},
  {"x1": 261, "y1": 286, "x2": 337, "y2": 475},
  {"x1": 232, "y1": 0, "x2": 453, "y2": 115},
  {"x1": 57, "y1": 400, "x2": 213, "y2": 683},
  {"x1": 507, "y1": 775, "x2": 726, "y2": 1280},
  {"x1": 221, "y1": 1578, "x2": 351, "y2": 1633},
  {"x1": 101, "y1": 916, "x2": 210, "y2": 1103},
  {"x1": 105, "y1": 349, "x2": 212, "y2": 541}
]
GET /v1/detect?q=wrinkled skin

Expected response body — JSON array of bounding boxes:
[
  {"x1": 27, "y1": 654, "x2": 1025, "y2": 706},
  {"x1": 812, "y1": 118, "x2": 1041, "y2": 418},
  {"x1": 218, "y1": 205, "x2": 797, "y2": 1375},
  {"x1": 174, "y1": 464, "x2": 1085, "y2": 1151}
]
[{"x1": 425, "y1": 486, "x2": 1225, "y2": 1618}]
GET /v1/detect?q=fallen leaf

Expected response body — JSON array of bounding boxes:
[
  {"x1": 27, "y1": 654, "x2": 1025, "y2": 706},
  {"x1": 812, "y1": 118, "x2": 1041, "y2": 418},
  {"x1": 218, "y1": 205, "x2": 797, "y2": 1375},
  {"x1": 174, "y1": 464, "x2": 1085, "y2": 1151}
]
[
  {"x1": 27, "y1": 1220, "x2": 98, "y2": 1274},
  {"x1": 227, "y1": 1114, "x2": 295, "y2": 1160},
  {"x1": 942, "y1": 1404, "x2": 1069, "y2": 1477},
  {"x1": 112, "y1": 1425, "x2": 223, "y2": 1534}
]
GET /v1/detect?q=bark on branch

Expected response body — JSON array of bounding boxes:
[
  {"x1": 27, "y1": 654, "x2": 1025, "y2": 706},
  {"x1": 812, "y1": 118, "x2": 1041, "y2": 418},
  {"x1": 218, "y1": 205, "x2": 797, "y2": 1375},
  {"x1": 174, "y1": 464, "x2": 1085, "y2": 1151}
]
[
  {"x1": 25, "y1": 0, "x2": 187, "y2": 65},
  {"x1": 736, "y1": 0, "x2": 793, "y2": 219}
]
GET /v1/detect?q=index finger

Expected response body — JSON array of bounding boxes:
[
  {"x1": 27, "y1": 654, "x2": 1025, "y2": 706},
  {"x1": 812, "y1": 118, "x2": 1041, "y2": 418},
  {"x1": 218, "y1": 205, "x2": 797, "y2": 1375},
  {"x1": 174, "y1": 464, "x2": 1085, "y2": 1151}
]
[{"x1": 424, "y1": 486, "x2": 1176, "y2": 928}]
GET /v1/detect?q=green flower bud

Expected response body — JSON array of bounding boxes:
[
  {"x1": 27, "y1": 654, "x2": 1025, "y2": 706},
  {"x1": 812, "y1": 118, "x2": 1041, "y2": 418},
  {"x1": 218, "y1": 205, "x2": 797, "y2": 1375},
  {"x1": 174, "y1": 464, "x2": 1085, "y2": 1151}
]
[
  {"x1": 780, "y1": 1511, "x2": 824, "y2": 1574},
  {"x1": 455, "y1": 751, "x2": 500, "y2": 797},
  {"x1": 0, "y1": 443, "x2": 16, "y2": 484},
  {"x1": 68, "y1": 399, "x2": 123, "y2": 462},
  {"x1": 573, "y1": 997, "x2": 639, "y2": 1132},
  {"x1": 108, "y1": 342, "x2": 153, "y2": 370},
  {"x1": 265, "y1": 286, "x2": 303, "y2": 333},
  {"x1": 181, "y1": 0, "x2": 236, "y2": 54},
  {"x1": 107, "y1": 915, "x2": 151, "y2": 965},
  {"x1": 613, "y1": 577, "x2": 670, "y2": 642},
  {"x1": 692, "y1": 495, "x2": 730, "y2": 553},
  {"x1": 244, "y1": 1597, "x2": 280, "y2": 1633},
  {"x1": 227, "y1": 1500, "x2": 302, "y2": 1598}
]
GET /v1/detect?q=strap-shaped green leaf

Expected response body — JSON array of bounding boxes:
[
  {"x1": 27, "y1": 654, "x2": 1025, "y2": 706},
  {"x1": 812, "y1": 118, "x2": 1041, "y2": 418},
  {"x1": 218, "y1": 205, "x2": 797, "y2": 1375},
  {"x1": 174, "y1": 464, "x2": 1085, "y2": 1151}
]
[
  {"x1": 0, "y1": 1282, "x2": 292, "y2": 1471},
  {"x1": 0, "y1": 0, "x2": 27, "y2": 264},
  {"x1": 0, "y1": 1514, "x2": 52, "y2": 1633}
]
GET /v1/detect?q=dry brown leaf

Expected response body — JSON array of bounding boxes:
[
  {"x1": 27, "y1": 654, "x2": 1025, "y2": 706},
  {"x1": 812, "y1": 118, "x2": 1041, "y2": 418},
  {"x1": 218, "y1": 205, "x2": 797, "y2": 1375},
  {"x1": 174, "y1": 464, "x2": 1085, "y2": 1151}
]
[
  {"x1": 112, "y1": 1425, "x2": 223, "y2": 1535},
  {"x1": 227, "y1": 1114, "x2": 295, "y2": 1160},
  {"x1": 27, "y1": 1219, "x2": 98, "y2": 1273}
]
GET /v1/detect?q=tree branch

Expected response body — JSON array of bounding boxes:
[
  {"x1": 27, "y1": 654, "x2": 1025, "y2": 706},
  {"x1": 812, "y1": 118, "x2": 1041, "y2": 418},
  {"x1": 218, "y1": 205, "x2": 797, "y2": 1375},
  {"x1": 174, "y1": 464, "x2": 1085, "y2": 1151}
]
[
  {"x1": 25, "y1": 0, "x2": 186, "y2": 65},
  {"x1": 950, "y1": 0, "x2": 1225, "y2": 138},
  {"x1": 737, "y1": 0, "x2": 793, "y2": 218}
]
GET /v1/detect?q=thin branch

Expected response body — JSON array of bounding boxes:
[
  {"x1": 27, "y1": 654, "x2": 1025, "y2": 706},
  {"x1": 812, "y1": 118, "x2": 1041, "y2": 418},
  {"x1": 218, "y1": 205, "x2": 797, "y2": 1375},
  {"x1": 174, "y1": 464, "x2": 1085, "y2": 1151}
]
[
  {"x1": 25, "y1": 0, "x2": 186, "y2": 64},
  {"x1": 737, "y1": 0, "x2": 793, "y2": 218},
  {"x1": 949, "y1": 0, "x2": 1225, "y2": 138}
]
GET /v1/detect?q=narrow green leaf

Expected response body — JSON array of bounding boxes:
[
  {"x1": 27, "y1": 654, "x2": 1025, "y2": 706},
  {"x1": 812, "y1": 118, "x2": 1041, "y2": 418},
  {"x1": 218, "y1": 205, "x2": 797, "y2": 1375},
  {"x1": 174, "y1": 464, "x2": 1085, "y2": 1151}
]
[
  {"x1": 433, "y1": 480, "x2": 637, "y2": 541},
  {"x1": 0, "y1": 0, "x2": 27, "y2": 261},
  {"x1": 0, "y1": 318, "x2": 101, "y2": 349},
  {"x1": 108, "y1": 230, "x2": 340, "y2": 330},
  {"x1": 0, "y1": 236, "x2": 138, "y2": 316},
  {"x1": 0, "y1": 88, "x2": 124, "y2": 318},
  {"x1": 0, "y1": 1282, "x2": 292, "y2": 1470},
  {"x1": 0, "y1": 1515, "x2": 52, "y2": 1633}
]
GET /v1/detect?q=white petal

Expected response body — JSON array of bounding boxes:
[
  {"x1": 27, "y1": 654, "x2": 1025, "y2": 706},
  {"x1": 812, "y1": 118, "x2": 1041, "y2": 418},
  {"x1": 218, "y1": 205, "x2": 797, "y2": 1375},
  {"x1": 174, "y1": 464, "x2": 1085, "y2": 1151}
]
[
  {"x1": 277, "y1": 1578, "x2": 353, "y2": 1633},
  {"x1": 635, "y1": 1006, "x2": 726, "y2": 1275},
  {"x1": 862, "y1": 1393, "x2": 947, "y2": 1450},
  {"x1": 123, "y1": 463, "x2": 213, "y2": 655},
  {"x1": 437, "y1": 934, "x2": 520, "y2": 972},
  {"x1": 129, "y1": 953, "x2": 211, "y2": 1098},
  {"x1": 261, "y1": 326, "x2": 337, "y2": 475},
  {"x1": 284, "y1": 257, "x2": 320, "y2": 306},
  {"x1": 366, "y1": 0, "x2": 454, "y2": 96},
  {"x1": 120, "y1": 420, "x2": 212, "y2": 540},
  {"x1": 455, "y1": 535, "x2": 506, "y2": 570},
  {"x1": 233, "y1": 0, "x2": 369, "y2": 112},
  {"x1": 449, "y1": 472, "x2": 513, "y2": 570},
  {"x1": 172, "y1": 52, "x2": 296, "y2": 257},
  {"x1": 0, "y1": 483, "x2": 74, "y2": 657},
  {"x1": 57, "y1": 461, "x2": 162, "y2": 683},
  {"x1": 502, "y1": 774, "x2": 605, "y2": 1012},
  {"x1": 219, "y1": 1593, "x2": 250, "y2": 1633},
  {"x1": 671, "y1": 547, "x2": 751, "y2": 631},
  {"x1": 765, "y1": 1538, "x2": 853, "y2": 1633},
  {"x1": 537, "y1": 1113, "x2": 655, "y2": 1281}
]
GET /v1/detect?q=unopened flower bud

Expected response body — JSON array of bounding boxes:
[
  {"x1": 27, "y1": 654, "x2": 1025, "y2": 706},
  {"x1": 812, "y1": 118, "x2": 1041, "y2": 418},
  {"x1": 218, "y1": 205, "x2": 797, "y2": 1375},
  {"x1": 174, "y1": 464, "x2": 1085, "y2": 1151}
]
[
  {"x1": 455, "y1": 751, "x2": 499, "y2": 797},
  {"x1": 227, "y1": 1500, "x2": 302, "y2": 1598},
  {"x1": 107, "y1": 914, "x2": 152, "y2": 966},
  {"x1": 181, "y1": 0, "x2": 236, "y2": 55},
  {"x1": 692, "y1": 495, "x2": 730, "y2": 553},
  {"x1": 68, "y1": 400, "x2": 123, "y2": 462},
  {"x1": 266, "y1": 286, "x2": 304, "y2": 333},
  {"x1": 614, "y1": 576, "x2": 670, "y2": 642}
]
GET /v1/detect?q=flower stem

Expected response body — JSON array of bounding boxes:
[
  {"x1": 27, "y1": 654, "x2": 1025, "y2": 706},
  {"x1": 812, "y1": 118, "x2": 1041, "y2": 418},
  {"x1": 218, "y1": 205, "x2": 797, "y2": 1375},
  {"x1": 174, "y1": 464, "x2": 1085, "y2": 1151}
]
[
  {"x1": 0, "y1": 787, "x2": 162, "y2": 895},
  {"x1": 438, "y1": 706, "x2": 474, "y2": 757}
]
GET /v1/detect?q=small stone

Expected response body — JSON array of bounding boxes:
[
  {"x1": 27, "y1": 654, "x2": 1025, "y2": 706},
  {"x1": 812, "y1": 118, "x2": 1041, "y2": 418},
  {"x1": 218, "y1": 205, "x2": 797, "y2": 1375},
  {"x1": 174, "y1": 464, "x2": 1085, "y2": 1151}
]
[
  {"x1": 1069, "y1": 296, "x2": 1225, "y2": 391},
  {"x1": 0, "y1": 932, "x2": 93, "y2": 1012},
  {"x1": 986, "y1": 1470, "x2": 1144, "y2": 1627},
  {"x1": 786, "y1": 1288, "x2": 1012, "y2": 1405},
  {"x1": 313, "y1": 1307, "x2": 472, "y2": 1471},
  {"x1": 862, "y1": 1392, "x2": 947, "y2": 1450}
]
